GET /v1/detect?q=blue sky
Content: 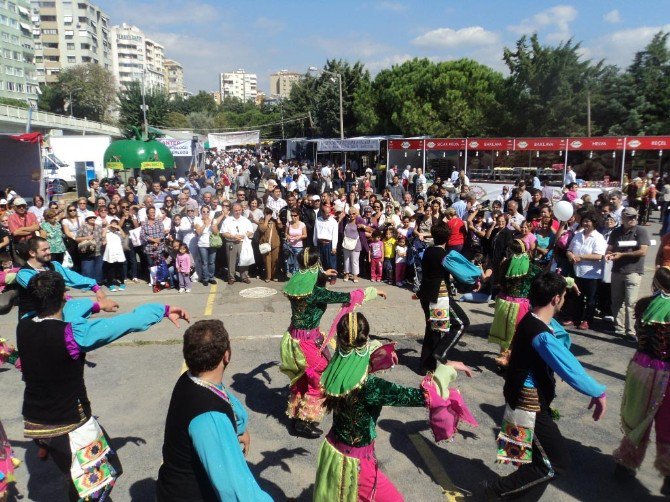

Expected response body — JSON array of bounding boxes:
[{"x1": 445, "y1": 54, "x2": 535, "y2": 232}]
[{"x1": 96, "y1": 0, "x2": 670, "y2": 94}]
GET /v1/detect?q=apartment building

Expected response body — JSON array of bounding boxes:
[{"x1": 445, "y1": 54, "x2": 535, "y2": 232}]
[
  {"x1": 110, "y1": 23, "x2": 164, "y2": 91},
  {"x1": 269, "y1": 69, "x2": 300, "y2": 98},
  {"x1": 30, "y1": 0, "x2": 111, "y2": 84},
  {"x1": 163, "y1": 58, "x2": 185, "y2": 99},
  {"x1": 0, "y1": 0, "x2": 37, "y2": 101},
  {"x1": 219, "y1": 69, "x2": 256, "y2": 102}
]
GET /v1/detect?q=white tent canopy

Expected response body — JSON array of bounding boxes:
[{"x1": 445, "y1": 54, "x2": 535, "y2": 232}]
[{"x1": 208, "y1": 130, "x2": 260, "y2": 149}]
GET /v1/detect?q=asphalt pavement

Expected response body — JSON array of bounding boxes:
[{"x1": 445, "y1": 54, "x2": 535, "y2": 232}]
[{"x1": 1, "y1": 221, "x2": 667, "y2": 501}]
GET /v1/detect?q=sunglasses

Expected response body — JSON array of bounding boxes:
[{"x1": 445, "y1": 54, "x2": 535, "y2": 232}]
[
  {"x1": 291, "y1": 213, "x2": 299, "y2": 217},
  {"x1": 68, "y1": 209, "x2": 76, "y2": 212}
]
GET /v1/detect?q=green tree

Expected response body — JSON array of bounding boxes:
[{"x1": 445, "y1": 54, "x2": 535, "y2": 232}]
[
  {"x1": 118, "y1": 81, "x2": 171, "y2": 131},
  {"x1": 624, "y1": 31, "x2": 670, "y2": 134},
  {"x1": 370, "y1": 58, "x2": 504, "y2": 136},
  {"x1": 282, "y1": 60, "x2": 373, "y2": 137},
  {"x1": 501, "y1": 34, "x2": 605, "y2": 136},
  {"x1": 163, "y1": 111, "x2": 190, "y2": 129},
  {"x1": 187, "y1": 111, "x2": 216, "y2": 134},
  {"x1": 187, "y1": 91, "x2": 218, "y2": 114},
  {"x1": 38, "y1": 63, "x2": 116, "y2": 122}
]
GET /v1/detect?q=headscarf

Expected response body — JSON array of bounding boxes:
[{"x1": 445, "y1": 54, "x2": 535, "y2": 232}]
[{"x1": 505, "y1": 239, "x2": 530, "y2": 278}]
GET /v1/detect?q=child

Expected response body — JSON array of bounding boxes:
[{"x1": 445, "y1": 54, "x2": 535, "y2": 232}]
[
  {"x1": 395, "y1": 235, "x2": 408, "y2": 287},
  {"x1": 382, "y1": 226, "x2": 397, "y2": 284},
  {"x1": 368, "y1": 230, "x2": 383, "y2": 282},
  {"x1": 103, "y1": 218, "x2": 126, "y2": 291},
  {"x1": 175, "y1": 241, "x2": 192, "y2": 293},
  {"x1": 153, "y1": 251, "x2": 171, "y2": 293}
]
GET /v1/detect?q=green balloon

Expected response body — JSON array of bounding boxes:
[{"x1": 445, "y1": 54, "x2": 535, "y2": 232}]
[{"x1": 104, "y1": 138, "x2": 175, "y2": 170}]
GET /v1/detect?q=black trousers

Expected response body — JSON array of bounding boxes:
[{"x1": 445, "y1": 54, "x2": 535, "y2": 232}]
[
  {"x1": 571, "y1": 277, "x2": 599, "y2": 324},
  {"x1": 419, "y1": 297, "x2": 470, "y2": 373},
  {"x1": 493, "y1": 407, "x2": 570, "y2": 500},
  {"x1": 37, "y1": 426, "x2": 122, "y2": 502}
]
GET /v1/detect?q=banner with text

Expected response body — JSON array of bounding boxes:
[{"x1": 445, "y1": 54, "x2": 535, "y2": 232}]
[
  {"x1": 316, "y1": 138, "x2": 381, "y2": 152},
  {"x1": 207, "y1": 131, "x2": 260, "y2": 149},
  {"x1": 157, "y1": 139, "x2": 192, "y2": 157}
]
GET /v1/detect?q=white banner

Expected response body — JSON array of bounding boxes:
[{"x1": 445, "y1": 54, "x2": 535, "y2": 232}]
[
  {"x1": 207, "y1": 130, "x2": 260, "y2": 149},
  {"x1": 316, "y1": 138, "x2": 380, "y2": 152},
  {"x1": 157, "y1": 138, "x2": 192, "y2": 157}
]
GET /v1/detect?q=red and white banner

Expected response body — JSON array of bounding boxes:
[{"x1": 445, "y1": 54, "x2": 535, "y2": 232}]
[
  {"x1": 625, "y1": 136, "x2": 670, "y2": 150},
  {"x1": 424, "y1": 139, "x2": 466, "y2": 150},
  {"x1": 388, "y1": 139, "x2": 424, "y2": 150},
  {"x1": 466, "y1": 138, "x2": 514, "y2": 151},
  {"x1": 515, "y1": 138, "x2": 566, "y2": 151},
  {"x1": 567, "y1": 137, "x2": 624, "y2": 150}
]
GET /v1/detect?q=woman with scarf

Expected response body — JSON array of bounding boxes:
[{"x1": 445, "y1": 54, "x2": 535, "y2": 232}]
[
  {"x1": 279, "y1": 247, "x2": 386, "y2": 438},
  {"x1": 613, "y1": 267, "x2": 670, "y2": 496},
  {"x1": 488, "y1": 239, "x2": 544, "y2": 368},
  {"x1": 314, "y1": 311, "x2": 477, "y2": 501}
]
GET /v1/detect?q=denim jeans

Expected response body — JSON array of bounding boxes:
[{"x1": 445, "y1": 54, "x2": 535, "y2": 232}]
[
  {"x1": 80, "y1": 255, "x2": 103, "y2": 284},
  {"x1": 198, "y1": 246, "x2": 217, "y2": 282},
  {"x1": 317, "y1": 242, "x2": 336, "y2": 271},
  {"x1": 285, "y1": 245, "x2": 301, "y2": 275}
]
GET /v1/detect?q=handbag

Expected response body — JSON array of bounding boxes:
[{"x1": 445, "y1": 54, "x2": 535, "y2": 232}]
[
  {"x1": 259, "y1": 223, "x2": 273, "y2": 255},
  {"x1": 209, "y1": 231, "x2": 223, "y2": 248},
  {"x1": 342, "y1": 235, "x2": 359, "y2": 251},
  {"x1": 239, "y1": 237, "x2": 255, "y2": 266}
]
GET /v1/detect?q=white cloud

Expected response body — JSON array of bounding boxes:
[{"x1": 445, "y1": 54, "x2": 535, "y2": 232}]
[
  {"x1": 586, "y1": 24, "x2": 670, "y2": 68},
  {"x1": 254, "y1": 17, "x2": 286, "y2": 35},
  {"x1": 365, "y1": 54, "x2": 413, "y2": 74},
  {"x1": 603, "y1": 9, "x2": 622, "y2": 24},
  {"x1": 508, "y1": 4, "x2": 578, "y2": 42},
  {"x1": 375, "y1": 1, "x2": 406, "y2": 12},
  {"x1": 412, "y1": 26, "x2": 500, "y2": 49}
]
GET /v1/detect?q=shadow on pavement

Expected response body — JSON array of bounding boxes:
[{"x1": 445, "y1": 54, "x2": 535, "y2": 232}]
[
  {"x1": 377, "y1": 418, "x2": 497, "y2": 496},
  {"x1": 395, "y1": 346, "x2": 421, "y2": 375},
  {"x1": 129, "y1": 477, "x2": 155, "y2": 500},
  {"x1": 230, "y1": 361, "x2": 291, "y2": 427},
  {"x1": 251, "y1": 447, "x2": 310, "y2": 500}
]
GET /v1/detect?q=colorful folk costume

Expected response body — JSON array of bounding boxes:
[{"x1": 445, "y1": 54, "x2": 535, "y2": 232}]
[
  {"x1": 17, "y1": 299, "x2": 173, "y2": 501},
  {"x1": 417, "y1": 245, "x2": 470, "y2": 374},
  {"x1": 613, "y1": 291, "x2": 670, "y2": 495},
  {"x1": 490, "y1": 312, "x2": 606, "y2": 499},
  {"x1": 279, "y1": 259, "x2": 377, "y2": 436},
  {"x1": 313, "y1": 314, "x2": 478, "y2": 502},
  {"x1": 0, "y1": 339, "x2": 20, "y2": 502},
  {"x1": 488, "y1": 242, "x2": 542, "y2": 366}
]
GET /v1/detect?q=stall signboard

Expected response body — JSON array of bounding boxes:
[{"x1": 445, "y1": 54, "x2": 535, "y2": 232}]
[
  {"x1": 625, "y1": 136, "x2": 670, "y2": 150},
  {"x1": 388, "y1": 139, "x2": 424, "y2": 150},
  {"x1": 315, "y1": 138, "x2": 381, "y2": 152},
  {"x1": 424, "y1": 139, "x2": 466, "y2": 150},
  {"x1": 157, "y1": 139, "x2": 192, "y2": 157},
  {"x1": 467, "y1": 138, "x2": 514, "y2": 151},
  {"x1": 515, "y1": 138, "x2": 566, "y2": 151},
  {"x1": 568, "y1": 137, "x2": 624, "y2": 150}
]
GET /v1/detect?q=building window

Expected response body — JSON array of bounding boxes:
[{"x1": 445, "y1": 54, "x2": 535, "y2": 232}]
[
  {"x1": 6, "y1": 82, "x2": 15, "y2": 91},
  {"x1": 80, "y1": 43, "x2": 89, "y2": 50},
  {"x1": 67, "y1": 56, "x2": 75, "y2": 63},
  {"x1": 41, "y1": 29, "x2": 57, "y2": 35},
  {"x1": 66, "y1": 43, "x2": 74, "y2": 50},
  {"x1": 40, "y1": 15, "x2": 56, "y2": 22},
  {"x1": 63, "y1": 15, "x2": 73, "y2": 24}
]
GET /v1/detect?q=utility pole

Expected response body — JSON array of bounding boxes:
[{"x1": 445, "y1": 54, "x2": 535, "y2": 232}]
[{"x1": 140, "y1": 71, "x2": 149, "y2": 139}]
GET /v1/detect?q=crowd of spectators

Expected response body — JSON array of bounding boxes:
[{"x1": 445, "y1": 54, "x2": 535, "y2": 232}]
[{"x1": 0, "y1": 147, "x2": 666, "y2": 338}]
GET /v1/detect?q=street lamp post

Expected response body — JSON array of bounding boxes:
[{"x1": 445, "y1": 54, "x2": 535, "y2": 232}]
[
  {"x1": 68, "y1": 87, "x2": 82, "y2": 118},
  {"x1": 308, "y1": 66, "x2": 344, "y2": 140}
]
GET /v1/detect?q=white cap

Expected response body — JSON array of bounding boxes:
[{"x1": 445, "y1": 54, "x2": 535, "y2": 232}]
[
  {"x1": 0, "y1": 199, "x2": 7, "y2": 205},
  {"x1": 573, "y1": 198, "x2": 584, "y2": 205},
  {"x1": 178, "y1": 177, "x2": 185, "y2": 183},
  {"x1": 13, "y1": 197, "x2": 26, "y2": 206}
]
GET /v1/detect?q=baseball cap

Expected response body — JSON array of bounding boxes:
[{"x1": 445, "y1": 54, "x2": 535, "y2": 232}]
[
  {"x1": 622, "y1": 207, "x2": 638, "y2": 217},
  {"x1": 573, "y1": 198, "x2": 584, "y2": 205},
  {"x1": 310, "y1": 195, "x2": 320, "y2": 201},
  {"x1": 0, "y1": 199, "x2": 7, "y2": 205},
  {"x1": 85, "y1": 213, "x2": 96, "y2": 220},
  {"x1": 178, "y1": 177, "x2": 185, "y2": 183},
  {"x1": 13, "y1": 197, "x2": 26, "y2": 206}
]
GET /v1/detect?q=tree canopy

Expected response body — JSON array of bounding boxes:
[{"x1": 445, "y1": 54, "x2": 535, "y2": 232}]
[{"x1": 35, "y1": 31, "x2": 670, "y2": 138}]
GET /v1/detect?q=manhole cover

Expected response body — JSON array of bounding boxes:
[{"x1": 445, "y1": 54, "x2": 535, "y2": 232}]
[{"x1": 239, "y1": 287, "x2": 278, "y2": 299}]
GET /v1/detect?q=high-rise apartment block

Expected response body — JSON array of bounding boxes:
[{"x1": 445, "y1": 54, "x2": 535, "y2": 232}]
[
  {"x1": 30, "y1": 0, "x2": 111, "y2": 84},
  {"x1": 163, "y1": 58, "x2": 184, "y2": 99},
  {"x1": 219, "y1": 69, "x2": 256, "y2": 102},
  {"x1": 270, "y1": 70, "x2": 300, "y2": 98},
  {"x1": 0, "y1": 0, "x2": 38, "y2": 101},
  {"x1": 111, "y1": 23, "x2": 164, "y2": 91}
]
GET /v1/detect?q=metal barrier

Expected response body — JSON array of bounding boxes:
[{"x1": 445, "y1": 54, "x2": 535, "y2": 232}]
[{"x1": 0, "y1": 104, "x2": 122, "y2": 136}]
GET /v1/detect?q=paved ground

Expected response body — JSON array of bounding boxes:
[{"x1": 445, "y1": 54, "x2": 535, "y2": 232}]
[{"x1": 1, "y1": 222, "x2": 668, "y2": 501}]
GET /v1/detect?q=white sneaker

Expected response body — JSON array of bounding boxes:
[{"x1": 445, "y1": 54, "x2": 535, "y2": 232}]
[
  {"x1": 179, "y1": 288, "x2": 185, "y2": 293},
  {"x1": 185, "y1": 289, "x2": 191, "y2": 293}
]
